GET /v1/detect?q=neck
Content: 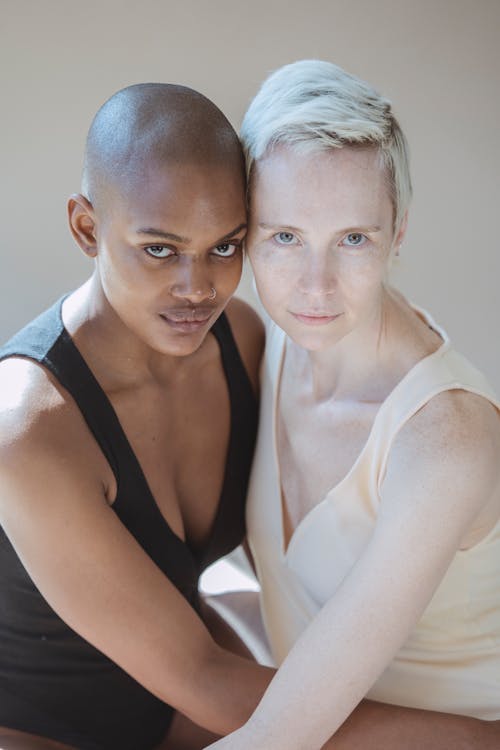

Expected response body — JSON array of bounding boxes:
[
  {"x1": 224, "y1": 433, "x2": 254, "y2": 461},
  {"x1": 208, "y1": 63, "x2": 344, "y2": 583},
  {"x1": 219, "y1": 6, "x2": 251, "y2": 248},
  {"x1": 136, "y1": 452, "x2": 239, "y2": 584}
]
[
  {"x1": 293, "y1": 287, "x2": 444, "y2": 405},
  {"x1": 296, "y1": 290, "x2": 398, "y2": 403}
]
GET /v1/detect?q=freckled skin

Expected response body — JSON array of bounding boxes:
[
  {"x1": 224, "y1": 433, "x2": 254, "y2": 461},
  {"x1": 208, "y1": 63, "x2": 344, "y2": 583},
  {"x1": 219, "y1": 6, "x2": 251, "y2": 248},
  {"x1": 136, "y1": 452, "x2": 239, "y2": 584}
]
[
  {"x1": 247, "y1": 146, "x2": 399, "y2": 354},
  {"x1": 206, "y1": 144, "x2": 500, "y2": 750}
]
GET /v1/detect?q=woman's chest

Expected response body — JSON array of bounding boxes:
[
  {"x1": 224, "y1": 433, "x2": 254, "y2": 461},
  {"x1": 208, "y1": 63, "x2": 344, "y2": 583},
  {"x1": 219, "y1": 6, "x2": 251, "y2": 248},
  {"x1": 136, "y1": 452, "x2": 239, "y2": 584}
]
[
  {"x1": 277, "y1": 382, "x2": 380, "y2": 542},
  {"x1": 110, "y1": 370, "x2": 231, "y2": 549}
]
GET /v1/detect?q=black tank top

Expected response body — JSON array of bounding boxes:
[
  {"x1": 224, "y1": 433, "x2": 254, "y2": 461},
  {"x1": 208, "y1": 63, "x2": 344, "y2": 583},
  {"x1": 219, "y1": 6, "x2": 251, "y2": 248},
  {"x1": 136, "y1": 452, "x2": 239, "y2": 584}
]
[{"x1": 0, "y1": 297, "x2": 258, "y2": 750}]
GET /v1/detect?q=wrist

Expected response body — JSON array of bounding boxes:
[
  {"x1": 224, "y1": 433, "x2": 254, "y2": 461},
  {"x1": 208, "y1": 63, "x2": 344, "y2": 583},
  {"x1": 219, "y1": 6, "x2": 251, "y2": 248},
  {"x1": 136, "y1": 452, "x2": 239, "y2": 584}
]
[{"x1": 238, "y1": 717, "x2": 290, "y2": 750}]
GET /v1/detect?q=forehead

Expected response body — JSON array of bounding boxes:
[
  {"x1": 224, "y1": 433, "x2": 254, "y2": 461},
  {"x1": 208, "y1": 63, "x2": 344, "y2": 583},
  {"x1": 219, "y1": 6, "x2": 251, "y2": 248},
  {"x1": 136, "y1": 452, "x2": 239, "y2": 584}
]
[
  {"x1": 105, "y1": 158, "x2": 246, "y2": 230},
  {"x1": 251, "y1": 145, "x2": 391, "y2": 221}
]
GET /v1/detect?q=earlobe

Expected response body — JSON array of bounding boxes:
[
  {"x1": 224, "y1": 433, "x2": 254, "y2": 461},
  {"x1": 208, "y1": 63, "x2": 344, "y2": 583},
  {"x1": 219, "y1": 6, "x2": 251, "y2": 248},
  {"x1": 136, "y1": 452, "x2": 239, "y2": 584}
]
[{"x1": 67, "y1": 193, "x2": 98, "y2": 258}]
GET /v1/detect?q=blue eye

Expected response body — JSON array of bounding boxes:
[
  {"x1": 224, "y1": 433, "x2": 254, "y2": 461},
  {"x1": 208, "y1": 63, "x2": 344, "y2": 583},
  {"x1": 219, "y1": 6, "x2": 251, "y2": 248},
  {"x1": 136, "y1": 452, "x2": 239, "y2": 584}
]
[
  {"x1": 342, "y1": 233, "x2": 367, "y2": 247},
  {"x1": 274, "y1": 231, "x2": 297, "y2": 245},
  {"x1": 144, "y1": 245, "x2": 173, "y2": 258},
  {"x1": 213, "y1": 242, "x2": 238, "y2": 257}
]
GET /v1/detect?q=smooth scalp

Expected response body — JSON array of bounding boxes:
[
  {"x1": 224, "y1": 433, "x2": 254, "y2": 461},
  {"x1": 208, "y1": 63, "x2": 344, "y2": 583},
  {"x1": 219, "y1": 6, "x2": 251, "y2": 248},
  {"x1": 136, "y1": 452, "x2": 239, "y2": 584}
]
[{"x1": 81, "y1": 83, "x2": 245, "y2": 212}]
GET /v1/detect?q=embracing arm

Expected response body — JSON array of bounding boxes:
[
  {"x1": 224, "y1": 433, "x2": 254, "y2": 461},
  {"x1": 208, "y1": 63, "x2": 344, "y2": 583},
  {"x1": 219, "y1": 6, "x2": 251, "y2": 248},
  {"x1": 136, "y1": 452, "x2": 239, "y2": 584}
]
[
  {"x1": 320, "y1": 700, "x2": 500, "y2": 750},
  {"x1": 0, "y1": 360, "x2": 272, "y2": 737},
  {"x1": 206, "y1": 391, "x2": 500, "y2": 749}
]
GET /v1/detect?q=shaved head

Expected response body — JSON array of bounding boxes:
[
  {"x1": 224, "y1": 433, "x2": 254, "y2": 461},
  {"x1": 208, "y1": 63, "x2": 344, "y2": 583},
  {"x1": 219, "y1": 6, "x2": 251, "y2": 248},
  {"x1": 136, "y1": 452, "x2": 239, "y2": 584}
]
[{"x1": 81, "y1": 83, "x2": 245, "y2": 212}]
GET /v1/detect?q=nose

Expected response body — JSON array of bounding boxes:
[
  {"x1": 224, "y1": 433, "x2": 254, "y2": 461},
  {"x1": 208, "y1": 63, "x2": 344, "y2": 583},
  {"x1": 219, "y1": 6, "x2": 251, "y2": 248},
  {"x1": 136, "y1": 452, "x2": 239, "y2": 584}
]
[
  {"x1": 297, "y1": 250, "x2": 337, "y2": 296},
  {"x1": 169, "y1": 256, "x2": 213, "y2": 303}
]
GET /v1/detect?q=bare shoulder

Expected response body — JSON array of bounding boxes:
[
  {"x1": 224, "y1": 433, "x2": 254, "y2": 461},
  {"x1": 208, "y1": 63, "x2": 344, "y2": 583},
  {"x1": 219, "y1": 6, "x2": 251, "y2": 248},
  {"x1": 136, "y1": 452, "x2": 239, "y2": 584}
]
[
  {"x1": 0, "y1": 356, "x2": 64, "y2": 446},
  {"x1": 385, "y1": 388, "x2": 500, "y2": 512},
  {"x1": 224, "y1": 297, "x2": 265, "y2": 395},
  {"x1": 0, "y1": 357, "x2": 110, "y2": 517},
  {"x1": 398, "y1": 388, "x2": 499, "y2": 461},
  {"x1": 0, "y1": 355, "x2": 78, "y2": 445}
]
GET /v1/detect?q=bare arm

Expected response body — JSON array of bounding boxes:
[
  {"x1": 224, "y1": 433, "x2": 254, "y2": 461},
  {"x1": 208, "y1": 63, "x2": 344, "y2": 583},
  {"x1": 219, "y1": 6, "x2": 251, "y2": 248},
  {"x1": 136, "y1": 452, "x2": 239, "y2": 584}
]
[
  {"x1": 321, "y1": 700, "x2": 500, "y2": 750},
  {"x1": 163, "y1": 596, "x2": 260, "y2": 750},
  {"x1": 206, "y1": 392, "x2": 500, "y2": 749}
]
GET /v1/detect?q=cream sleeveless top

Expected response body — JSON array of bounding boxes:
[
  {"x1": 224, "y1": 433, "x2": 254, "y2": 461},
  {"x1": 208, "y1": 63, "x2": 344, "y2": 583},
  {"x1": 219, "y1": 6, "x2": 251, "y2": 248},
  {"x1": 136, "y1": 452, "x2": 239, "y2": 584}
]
[{"x1": 247, "y1": 311, "x2": 500, "y2": 719}]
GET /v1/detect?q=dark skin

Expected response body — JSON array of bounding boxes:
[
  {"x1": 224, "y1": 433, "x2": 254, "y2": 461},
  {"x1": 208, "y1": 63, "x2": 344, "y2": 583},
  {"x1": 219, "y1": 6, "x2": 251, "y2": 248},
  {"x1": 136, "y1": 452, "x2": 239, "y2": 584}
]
[
  {"x1": 0, "y1": 84, "x2": 498, "y2": 750},
  {"x1": 0, "y1": 83, "x2": 271, "y2": 747}
]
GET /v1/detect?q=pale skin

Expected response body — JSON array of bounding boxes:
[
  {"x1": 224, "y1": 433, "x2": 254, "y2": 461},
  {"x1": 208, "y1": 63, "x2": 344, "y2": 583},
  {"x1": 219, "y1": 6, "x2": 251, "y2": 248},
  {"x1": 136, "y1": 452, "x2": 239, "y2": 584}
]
[{"x1": 206, "y1": 146, "x2": 500, "y2": 750}]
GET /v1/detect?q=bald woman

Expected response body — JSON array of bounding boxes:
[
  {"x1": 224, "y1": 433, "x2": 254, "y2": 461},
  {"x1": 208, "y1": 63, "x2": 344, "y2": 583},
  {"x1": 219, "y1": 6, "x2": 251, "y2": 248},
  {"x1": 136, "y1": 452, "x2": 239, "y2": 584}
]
[{"x1": 0, "y1": 83, "x2": 272, "y2": 749}]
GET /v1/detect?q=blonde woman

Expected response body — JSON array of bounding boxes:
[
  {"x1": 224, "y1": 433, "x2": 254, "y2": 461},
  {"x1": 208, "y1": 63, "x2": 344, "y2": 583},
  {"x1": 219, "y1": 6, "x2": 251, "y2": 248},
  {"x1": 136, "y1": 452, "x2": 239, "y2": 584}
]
[{"x1": 208, "y1": 60, "x2": 500, "y2": 749}]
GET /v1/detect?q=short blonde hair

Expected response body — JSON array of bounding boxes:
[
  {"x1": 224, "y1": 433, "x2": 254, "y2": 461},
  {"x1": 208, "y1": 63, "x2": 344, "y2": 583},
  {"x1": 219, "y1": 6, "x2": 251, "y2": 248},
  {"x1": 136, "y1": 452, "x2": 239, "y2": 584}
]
[{"x1": 241, "y1": 59, "x2": 412, "y2": 235}]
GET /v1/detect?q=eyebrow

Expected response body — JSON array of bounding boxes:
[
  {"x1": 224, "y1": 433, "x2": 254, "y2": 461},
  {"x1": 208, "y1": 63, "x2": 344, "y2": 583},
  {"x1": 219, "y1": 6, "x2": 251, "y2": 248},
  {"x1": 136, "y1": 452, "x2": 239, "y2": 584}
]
[
  {"x1": 136, "y1": 223, "x2": 247, "y2": 245},
  {"x1": 258, "y1": 222, "x2": 382, "y2": 234}
]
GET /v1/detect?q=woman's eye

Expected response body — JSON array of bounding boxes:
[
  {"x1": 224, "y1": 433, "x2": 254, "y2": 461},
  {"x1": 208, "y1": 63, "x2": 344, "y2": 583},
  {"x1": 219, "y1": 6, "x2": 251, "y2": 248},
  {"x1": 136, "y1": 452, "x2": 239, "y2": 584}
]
[
  {"x1": 212, "y1": 242, "x2": 238, "y2": 257},
  {"x1": 274, "y1": 231, "x2": 297, "y2": 245},
  {"x1": 342, "y1": 233, "x2": 367, "y2": 247},
  {"x1": 144, "y1": 245, "x2": 173, "y2": 258}
]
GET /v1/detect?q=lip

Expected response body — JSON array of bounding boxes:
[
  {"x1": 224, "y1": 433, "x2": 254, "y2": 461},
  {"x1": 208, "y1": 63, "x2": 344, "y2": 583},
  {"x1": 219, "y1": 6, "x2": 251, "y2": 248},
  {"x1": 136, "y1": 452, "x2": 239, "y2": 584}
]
[
  {"x1": 291, "y1": 311, "x2": 342, "y2": 326},
  {"x1": 159, "y1": 307, "x2": 214, "y2": 332}
]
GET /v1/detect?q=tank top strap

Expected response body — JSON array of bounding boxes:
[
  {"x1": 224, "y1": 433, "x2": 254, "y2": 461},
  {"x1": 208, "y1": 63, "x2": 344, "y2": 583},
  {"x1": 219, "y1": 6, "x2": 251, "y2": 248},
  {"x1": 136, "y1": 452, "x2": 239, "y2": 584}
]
[
  {"x1": 0, "y1": 297, "x2": 67, "y2": 363},
  {"x1": 199, "y1": 311, "x2": 258, "y2": 567},
  {"x1": 211, "y1": 311, "x2": 257, "y2": 409}
]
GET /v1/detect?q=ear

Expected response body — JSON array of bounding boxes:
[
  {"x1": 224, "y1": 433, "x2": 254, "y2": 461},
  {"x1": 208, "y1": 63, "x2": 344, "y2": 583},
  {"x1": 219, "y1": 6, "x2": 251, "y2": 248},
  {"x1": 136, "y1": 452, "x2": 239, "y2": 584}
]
[
  {"x1": 394, "y1": 211, "x2": 408, "y2": 256},
  {"x1": 67, "y1": 194, "x2": 98, "y2": 258}
]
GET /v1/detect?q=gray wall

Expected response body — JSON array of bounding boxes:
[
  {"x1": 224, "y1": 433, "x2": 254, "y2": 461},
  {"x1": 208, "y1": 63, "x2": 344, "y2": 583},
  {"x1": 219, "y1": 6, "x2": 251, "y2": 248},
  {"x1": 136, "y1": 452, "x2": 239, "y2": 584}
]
[{"x1": 1, "y1": 0, "x2": 499, "y2": 386}]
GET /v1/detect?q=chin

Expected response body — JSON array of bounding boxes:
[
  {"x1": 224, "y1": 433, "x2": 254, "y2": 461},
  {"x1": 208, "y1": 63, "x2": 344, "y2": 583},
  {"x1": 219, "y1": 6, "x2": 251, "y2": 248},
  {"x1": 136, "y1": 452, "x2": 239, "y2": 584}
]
[
  {"x1": 141, "y1": 330, "x2": 203, "y2": 358},
  {"x1": 163, "y1": 337, "x2": 207, "y2": 357}
]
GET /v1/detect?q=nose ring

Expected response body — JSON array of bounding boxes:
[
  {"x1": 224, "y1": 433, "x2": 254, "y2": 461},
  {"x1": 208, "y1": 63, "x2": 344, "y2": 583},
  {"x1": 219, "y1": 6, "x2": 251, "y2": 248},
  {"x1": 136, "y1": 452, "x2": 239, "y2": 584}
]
[{"x1": 208, "y1": 287, "x2": 217, "y2": 301}]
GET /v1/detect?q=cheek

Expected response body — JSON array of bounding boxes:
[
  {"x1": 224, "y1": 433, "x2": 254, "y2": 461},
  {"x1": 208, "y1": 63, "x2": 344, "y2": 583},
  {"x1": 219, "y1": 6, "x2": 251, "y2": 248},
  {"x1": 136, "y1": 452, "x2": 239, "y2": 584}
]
[
  {"x1": 213, "y1": 256, "x2": 244, "y2": 297},
  {"x1": 98, "y1": 253, "x2": 131, "y2": 295},
  {"x1": 252, "y1": 263, "x2": 289, "y2": 307},
  {"x1": 98, "y1": 248, "x2": 163, "y2": 313},
  {"x1": 99, "y1": 242, "x2": 140, "y2": 279},
  {"x1": 335, "y1": 261, "x2": 387, "y2": 315},
  {"x1": 337, "y1": 251, "x2": 386, "y2": 286},
  {"x1": 249, "y1": 246, "x2": 296, "y2": 293}
]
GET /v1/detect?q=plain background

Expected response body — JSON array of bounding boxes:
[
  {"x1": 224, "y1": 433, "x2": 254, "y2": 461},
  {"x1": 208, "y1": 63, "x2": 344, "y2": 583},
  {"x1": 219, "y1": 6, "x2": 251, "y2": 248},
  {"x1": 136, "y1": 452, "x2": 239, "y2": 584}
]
[{"x1": 1, "y1": 0, "x2": 499, "y2": 386}]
